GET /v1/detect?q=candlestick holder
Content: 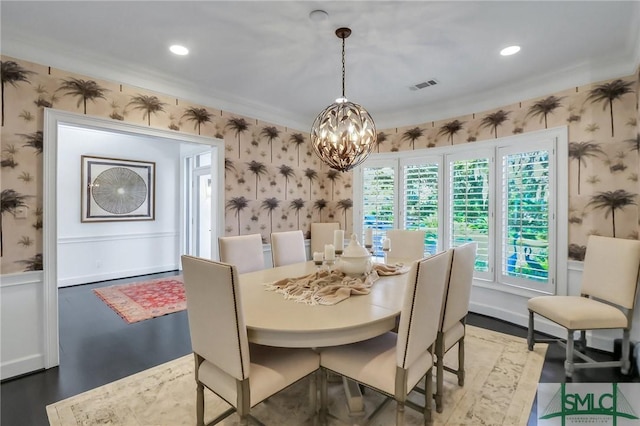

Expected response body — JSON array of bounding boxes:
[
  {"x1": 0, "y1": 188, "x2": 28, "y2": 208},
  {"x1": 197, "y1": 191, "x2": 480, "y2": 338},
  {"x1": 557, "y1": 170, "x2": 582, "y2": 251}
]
[
  {"x1": 382, "y1": 247, "x2": 390, "y2": 264},
  {"x1": 324, "y1": 259, "x2": 335, "y2": 272}
]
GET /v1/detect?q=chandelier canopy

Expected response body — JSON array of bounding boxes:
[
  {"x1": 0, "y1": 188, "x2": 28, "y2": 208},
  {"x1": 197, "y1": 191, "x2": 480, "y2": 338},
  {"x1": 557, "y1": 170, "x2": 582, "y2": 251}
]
[{"x1": 310, "y1": 27, "x2": 376, "y2": 173}]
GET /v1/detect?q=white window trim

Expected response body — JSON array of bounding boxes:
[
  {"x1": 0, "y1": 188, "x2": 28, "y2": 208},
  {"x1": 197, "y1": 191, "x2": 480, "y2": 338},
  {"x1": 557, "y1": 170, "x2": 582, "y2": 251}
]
[
  {"x1": 496, "y1": 138, "x2": 557, "y2": 293},
  {"x1": 353, "y1": 126, "x2": 568, "y2": 297}
]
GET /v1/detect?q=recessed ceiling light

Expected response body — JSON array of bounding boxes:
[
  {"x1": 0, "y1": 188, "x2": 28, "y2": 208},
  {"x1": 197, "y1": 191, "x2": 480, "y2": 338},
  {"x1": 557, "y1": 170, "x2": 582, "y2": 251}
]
[
  {"x1": 309, "y1": 9, "x2": 329, "y2": 22},
  {"x1": 169, "y1": 45, "x2": 189, "y2": 56},
  {"x1": 500, "y1": 45, "x2": 521, "y2": 56}
]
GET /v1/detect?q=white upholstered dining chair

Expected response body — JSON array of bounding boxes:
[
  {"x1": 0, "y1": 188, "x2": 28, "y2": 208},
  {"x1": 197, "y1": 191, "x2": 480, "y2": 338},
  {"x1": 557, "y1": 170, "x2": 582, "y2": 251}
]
[
  {"x1": 320, "y1": 250, "x2": 452, "y2": 425},
  {"x1": 310, "y1": 222, "x2": 340, "y2": 254},
  {"x1": 528, "y1": 235, "x2": 640, "y2": 378},
  {"x1": 181, "y1": 255, "x2": 320, "y2": 426},
  {"x1": 218, "y1": 233, "x2": 265, "y2": 274},
  {"x1": 434, "y1": 242, "x2": 477, "y2": 412},
  {"x1": 271, "y1": 230, "x2": 306, "y2": 267},
  {"x1": 385, "y1": 229, "x2": 426, "y2": 264}
]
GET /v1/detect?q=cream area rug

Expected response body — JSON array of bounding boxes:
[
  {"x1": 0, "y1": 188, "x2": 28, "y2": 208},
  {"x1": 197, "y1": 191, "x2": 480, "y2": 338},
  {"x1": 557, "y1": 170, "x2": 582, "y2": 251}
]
[{"x1": 47, "y1": 326, "x2": 547, "y2": 426}]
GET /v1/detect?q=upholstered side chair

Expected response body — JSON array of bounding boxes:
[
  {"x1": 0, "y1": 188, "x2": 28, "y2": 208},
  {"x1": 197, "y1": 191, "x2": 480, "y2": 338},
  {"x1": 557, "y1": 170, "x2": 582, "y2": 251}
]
[
  {"x1": 218, "y1": 233, "x2": 265, "y2": 274},
  {"x1": 320, "y1": 250, "x2": 452, "y2": 426},
  {"x1": 271, "y1": 230, "x2": 306, "y2": 267},
  {"x1": 310, "y1": 222, "x2": 340, "y2": 255},
  {"x1": 181, "y1": 255, "x2": 320, "y2": 426},
  {"x1": 434, "y1": 242, "x2": 477, "y2": 412},
  {"x1": 385, "y1": 229, "x2": 427, "y2": 265},
  {"x1": 528, "y1": 235, "x2": 640, "y2": 378}
]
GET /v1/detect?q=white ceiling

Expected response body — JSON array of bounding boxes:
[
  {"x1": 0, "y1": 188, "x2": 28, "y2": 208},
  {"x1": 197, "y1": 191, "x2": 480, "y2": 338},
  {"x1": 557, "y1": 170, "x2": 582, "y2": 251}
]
[{"x1": 2, "y1": 1, "x2": 639, "y2": 131}]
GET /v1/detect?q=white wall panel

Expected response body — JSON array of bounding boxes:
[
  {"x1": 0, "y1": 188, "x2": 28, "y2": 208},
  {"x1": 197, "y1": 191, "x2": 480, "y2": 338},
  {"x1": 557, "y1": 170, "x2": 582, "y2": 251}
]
[
  {"x1": 1, "y1": 272, "x2": 45, "y2": 380},
  {"x1": 57, "y1": 232, "x2": 179, "y2": 287}
]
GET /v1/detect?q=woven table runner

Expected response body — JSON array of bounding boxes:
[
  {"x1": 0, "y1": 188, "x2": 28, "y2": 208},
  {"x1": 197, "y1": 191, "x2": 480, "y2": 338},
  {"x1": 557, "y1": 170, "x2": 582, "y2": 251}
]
[{"x1": 264, "y1": 263, "x2": 409, "y2": 306}]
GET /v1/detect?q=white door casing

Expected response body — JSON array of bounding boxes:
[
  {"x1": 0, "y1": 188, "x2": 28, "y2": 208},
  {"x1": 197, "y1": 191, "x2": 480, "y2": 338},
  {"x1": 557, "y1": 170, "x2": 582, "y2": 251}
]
[{"x1": 43, "y1": 108, "x2": 224, "y2": 369}]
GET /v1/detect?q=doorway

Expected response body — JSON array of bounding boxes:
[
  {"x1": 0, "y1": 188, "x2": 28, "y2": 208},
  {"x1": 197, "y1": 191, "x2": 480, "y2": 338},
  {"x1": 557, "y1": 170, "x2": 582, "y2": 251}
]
[
  {"x1": 42, "y1": 109, "x2": 224, "y2": 370},
  {"x1": 185, "y1": 151, "x2": 213, "y2": 259}
]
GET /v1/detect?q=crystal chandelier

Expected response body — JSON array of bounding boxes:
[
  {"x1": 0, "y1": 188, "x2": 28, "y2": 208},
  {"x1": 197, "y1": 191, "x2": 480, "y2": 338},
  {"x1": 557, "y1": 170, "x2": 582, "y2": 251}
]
[{"x1": 310, "y1": 27, "x2": 376, "y2": 172}]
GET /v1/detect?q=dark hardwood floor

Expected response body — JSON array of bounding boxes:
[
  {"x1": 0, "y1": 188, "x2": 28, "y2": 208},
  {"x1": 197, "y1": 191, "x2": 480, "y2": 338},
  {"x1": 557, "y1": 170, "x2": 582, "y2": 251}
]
[{"x1": 1, "y1": 272, "x2": 638, "y2": 426}]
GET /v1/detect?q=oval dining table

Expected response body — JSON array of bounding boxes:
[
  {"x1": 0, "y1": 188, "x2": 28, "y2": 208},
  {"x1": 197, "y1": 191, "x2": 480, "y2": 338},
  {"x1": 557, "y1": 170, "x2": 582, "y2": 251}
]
[
  {"x1": 239, "y1": 260, "x2": 409, "y2": 348},
  {"x1": 238, "y1": 260, "x2": 411, "y2": 414}
]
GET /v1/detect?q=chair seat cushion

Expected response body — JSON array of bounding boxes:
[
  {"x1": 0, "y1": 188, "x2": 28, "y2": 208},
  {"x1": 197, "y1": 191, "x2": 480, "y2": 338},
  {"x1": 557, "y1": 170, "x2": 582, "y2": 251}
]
[
  {"x1": 442, "y1": 321, "x2": 465, "y2": 352},
  {"x1": 528, "y1": 296, "x2": 628, "y2": 330},
  {"x1": 199, "y1": 344, "x2": 319, "y2": 408},
  {"x1": 320, "y1": 332, "x2": 433, "y2": 396}
]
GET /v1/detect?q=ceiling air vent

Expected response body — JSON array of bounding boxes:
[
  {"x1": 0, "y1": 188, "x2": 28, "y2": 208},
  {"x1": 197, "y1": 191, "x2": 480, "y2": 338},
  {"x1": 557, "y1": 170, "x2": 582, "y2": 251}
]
[{"x1": 410, "y1": 79, "x2": 439, "y2": 91}]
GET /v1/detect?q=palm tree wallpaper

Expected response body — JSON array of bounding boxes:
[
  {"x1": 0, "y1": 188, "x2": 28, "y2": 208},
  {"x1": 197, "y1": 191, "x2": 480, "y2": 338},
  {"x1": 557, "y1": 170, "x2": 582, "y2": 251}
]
[
  {"x1": 0, "y1": 54, "x2": 638, "y2": 273},
  {"x1": 57, "y1": 77, "x2": 109, "y2": 115},
  {"x1": 438, "y1": 119, "x2": 466, "y2": 145},
  {"x1": 568, "y1": 141, "x2": 605, "y2": 195}
]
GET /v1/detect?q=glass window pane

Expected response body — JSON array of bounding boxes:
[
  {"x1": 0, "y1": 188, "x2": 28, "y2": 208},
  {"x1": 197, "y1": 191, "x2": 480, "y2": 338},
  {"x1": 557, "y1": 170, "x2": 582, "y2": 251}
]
[{"x1": 197, "y1": 152, "x2": 211, "y2": 167}]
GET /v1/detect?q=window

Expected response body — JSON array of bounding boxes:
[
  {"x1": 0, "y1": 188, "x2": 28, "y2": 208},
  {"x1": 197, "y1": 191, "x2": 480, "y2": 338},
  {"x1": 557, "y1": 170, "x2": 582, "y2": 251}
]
[
  {"x1": 498, "y1": 142, "x2": 555, "y2": 290},
  {"x1": 446, "y1": 153, "x2": 492, "y2": 279},
  {"x1": 361, "y1": 160, "x2": 396, "y2": 256},
  {"x1": 353, "y1": 129, "x2": 559, "y2": 294},
  {"x1": 402, "y1": 158, "x2": 441, "y2": 255}
]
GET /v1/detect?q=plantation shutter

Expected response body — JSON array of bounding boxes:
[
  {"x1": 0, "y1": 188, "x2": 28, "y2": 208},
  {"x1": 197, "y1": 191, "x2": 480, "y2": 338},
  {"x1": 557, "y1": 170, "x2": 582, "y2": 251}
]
[
  {"x1": 361, "y1": 161, "x2": 397, "y2": 255},
  {"x1": 499, "y1": 146, "x2": 553, "y2": 291},
  {"x1": 448, "y1": 154, "x2": 491, "y2": 278},
  {"x1": 402, "y1": 159, "x2": 441, "y2": 255}
]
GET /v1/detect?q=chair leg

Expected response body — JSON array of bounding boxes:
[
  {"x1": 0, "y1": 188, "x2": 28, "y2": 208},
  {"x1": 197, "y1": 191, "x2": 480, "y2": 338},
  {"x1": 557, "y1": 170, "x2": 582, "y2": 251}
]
[
  {"x1": 196, "y1": 382, "x2": 205, "y2": 426},
  {"x1": 320, "y1": 369, "x2": 328, "y2": 423},
  {"x1": 434, "y1": 333, "x2": 444, "y2": 413},
  {"x1": 435, "y1": 351, "x2": 443, "y2": 413},
  {"x1": 424, "y1": 368, "x2": 433, "y2": 423},
  {"x1": 527, "y1": 310, "x2": 535, "y2": 351},
  {"x1": 576, "y1": 330, "x2": 587, "y2": 351},
  {"x1": 395, "y1": 401, "x2": 405, "y2": 426},
  {"x1": 565, "y1": 330, "x2": 575, "y2": 378},
  {"x1": 309, "y1": 371, "x2": 318, "y2": 413},
  {"x1": 622, "y1": 329, "x2": 631, "y2": 374},
  {"x1": 457, "y1": 337, "x2": 465, "y2": 387}
]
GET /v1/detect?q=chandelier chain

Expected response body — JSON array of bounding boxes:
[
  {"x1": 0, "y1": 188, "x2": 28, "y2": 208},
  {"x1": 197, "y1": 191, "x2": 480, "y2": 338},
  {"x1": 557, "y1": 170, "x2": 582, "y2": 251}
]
[
  {"x1": 310, "y1": 26, "x2": 376, "y2": 172},
  {"x1": 341, "y1": 36, "x2": 346, "y2": 98}
]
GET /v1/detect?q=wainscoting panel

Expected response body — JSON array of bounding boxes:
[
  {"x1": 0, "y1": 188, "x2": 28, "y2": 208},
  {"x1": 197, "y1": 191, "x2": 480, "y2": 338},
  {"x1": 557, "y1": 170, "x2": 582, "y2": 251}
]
[
  {"x1": 58, "y1": 232, "x2": 180, "y2": 287},
  {"x1": 1, "y1": 271, "x2": 45, "y2": 380}
]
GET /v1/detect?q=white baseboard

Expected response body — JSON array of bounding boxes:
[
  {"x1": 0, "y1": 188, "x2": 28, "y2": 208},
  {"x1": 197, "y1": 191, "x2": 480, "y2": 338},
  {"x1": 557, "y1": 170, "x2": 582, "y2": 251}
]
[
  {"x1": 1, "y1": 353, "x2": 44, "y2": 381},
  {"x1": 58, "y1": 264, "x2": 179, "y2": 287}
]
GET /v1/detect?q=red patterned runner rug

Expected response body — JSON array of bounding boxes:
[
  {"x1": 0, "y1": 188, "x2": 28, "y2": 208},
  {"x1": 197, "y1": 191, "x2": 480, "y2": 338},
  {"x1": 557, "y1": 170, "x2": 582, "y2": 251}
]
[{"x1": 93, "y1": 276, "x2": 185, "y2": 324}]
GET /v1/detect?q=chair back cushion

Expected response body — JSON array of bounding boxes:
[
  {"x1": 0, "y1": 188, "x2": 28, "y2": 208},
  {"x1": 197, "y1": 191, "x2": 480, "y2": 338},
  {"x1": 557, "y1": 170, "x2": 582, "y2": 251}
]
[
  {"x1": 181, "y1": 255, "x2": 250, "y2": 381},
  {"x1": 441, "y1": 242, "x2": 477, "y2": 332},
  {"x1": 310, "y1": 222, "x2": 340, "y2": 254},
  {"x1": 218, "y1": 233, "x2": 265, "y2": 274},
  {"x1": 582, "y1": 235, "x2": 640, "y2": 309},
  {"x1": 396, "y1": 250, "x2": 452, "y2": 369},
  {"x1": 271, "y1": 230, "x2": 306, "y2": 267},
  {"x1": 386, "y1": 229, "x2": 426, "y2": 262}
]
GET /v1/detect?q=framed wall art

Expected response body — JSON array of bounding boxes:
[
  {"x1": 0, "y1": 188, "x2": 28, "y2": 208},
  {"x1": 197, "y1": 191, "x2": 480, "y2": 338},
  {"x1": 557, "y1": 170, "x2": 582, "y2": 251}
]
[{"x1": 81, "y1": 155, "x2": 155, "y2": 222}]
